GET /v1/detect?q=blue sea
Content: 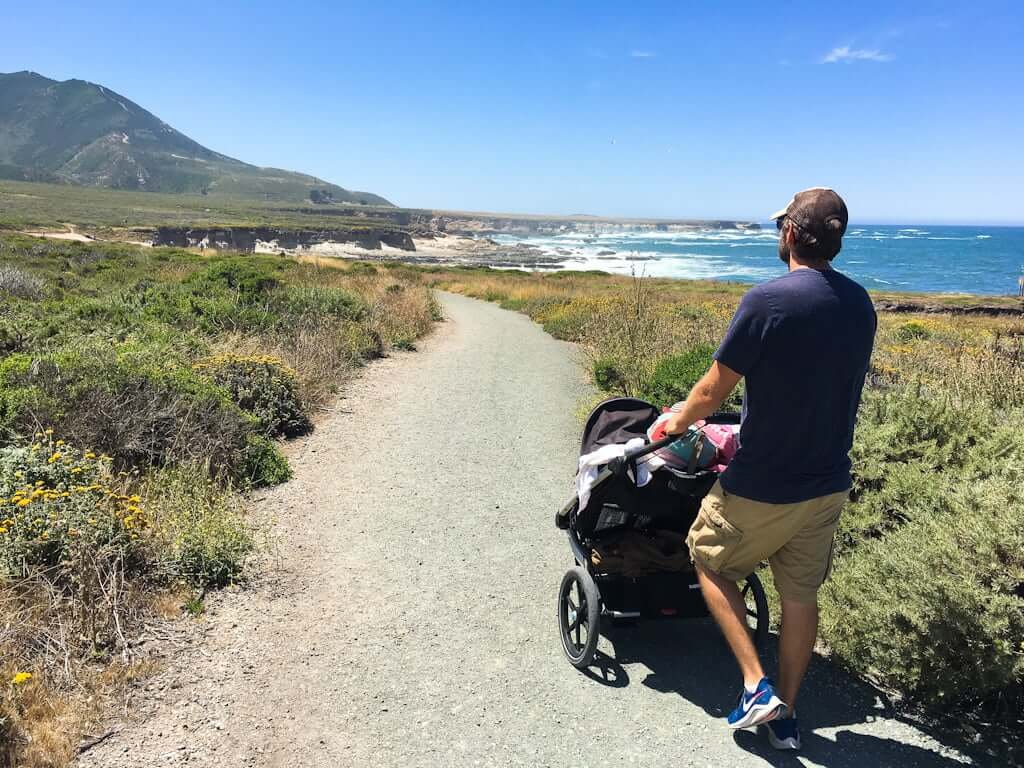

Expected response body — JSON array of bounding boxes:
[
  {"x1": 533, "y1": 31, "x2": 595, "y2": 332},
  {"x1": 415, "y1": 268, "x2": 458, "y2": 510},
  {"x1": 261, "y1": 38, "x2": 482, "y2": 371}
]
[{"x1": 492, "y1": 224, "x2": 1024, "y2": 296}]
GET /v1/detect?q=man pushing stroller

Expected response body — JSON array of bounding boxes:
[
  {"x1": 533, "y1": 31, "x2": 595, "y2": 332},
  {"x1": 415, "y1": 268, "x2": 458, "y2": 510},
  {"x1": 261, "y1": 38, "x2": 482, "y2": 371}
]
[{"x1": 657, "y1": 188, "x2": 876, "y2": 750}]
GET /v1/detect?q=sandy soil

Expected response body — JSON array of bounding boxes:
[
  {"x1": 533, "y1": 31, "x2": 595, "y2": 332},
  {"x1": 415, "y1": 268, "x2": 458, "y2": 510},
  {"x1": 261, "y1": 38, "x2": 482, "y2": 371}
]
[
  {"x1": 24, "y1": 231, "x2": 95, "y2": 242},
  {"x1": 75, "y1": 293, "x2": 972, "y2": 767}
]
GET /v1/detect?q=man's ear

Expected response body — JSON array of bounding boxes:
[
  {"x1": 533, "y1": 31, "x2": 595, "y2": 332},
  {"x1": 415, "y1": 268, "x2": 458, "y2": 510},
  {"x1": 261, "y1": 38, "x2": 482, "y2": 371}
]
[{"x1": 784, "y1": 222, "x2": 796, "y2": 246}]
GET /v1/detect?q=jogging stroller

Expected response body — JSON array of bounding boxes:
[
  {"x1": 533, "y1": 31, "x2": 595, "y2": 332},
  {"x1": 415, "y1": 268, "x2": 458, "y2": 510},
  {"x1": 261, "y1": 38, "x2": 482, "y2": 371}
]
[{"x1": 554, "y1": 397, "x2": 769, "y2": 669}]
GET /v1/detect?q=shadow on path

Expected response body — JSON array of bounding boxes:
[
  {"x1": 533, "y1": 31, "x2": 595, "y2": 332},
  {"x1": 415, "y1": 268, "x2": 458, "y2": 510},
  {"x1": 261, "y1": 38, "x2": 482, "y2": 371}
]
[{"x1": 585, "y1": 619, "x2": 973, "y2": 767}]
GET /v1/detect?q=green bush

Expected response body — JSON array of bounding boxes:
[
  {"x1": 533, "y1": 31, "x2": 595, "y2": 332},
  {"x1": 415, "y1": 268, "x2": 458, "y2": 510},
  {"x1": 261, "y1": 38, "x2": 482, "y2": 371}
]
[
  {"x1": 820, "y1": 384, "x2": 1024, "y2": 712},
  {"x1": 841, "y1": 387, "x2": 1008, "y2": 552},
  {"x1": 535, "y1": 301, "x2": 590, "y2": 341},
  {"x1": 592, "y1": 357, "x2": 626, "y2": 391},
  {"x1": 0, "y1": 347, "x2": 257, "y2": 475},
  {"x1": 146, "y1": 466, "x2": 252, "y2": 588},
  {"x1": 193, "y1": 354, "x2": 311, "y2": 438},
  {"x1": 186, "y1": 257, "x2": 282, "y2": 297},
  {"x1": 895, "y1": 321, "x2": 932, "y2": 341},
  {"x1": 271, "y1": 285, "x2": 366, "y2": 321},
  {"x1": 822, "y1": 472, "x2": 1024, "y2": 708},
  {"x1": 240, "y1": 435, "x2": 292, "y2": 487},
  {"x1": 639, "y1": 345, "x2": 741, "y2": 408},
  {"x1": 0, "y1": 436, "x2": 145, "y2": 576}
]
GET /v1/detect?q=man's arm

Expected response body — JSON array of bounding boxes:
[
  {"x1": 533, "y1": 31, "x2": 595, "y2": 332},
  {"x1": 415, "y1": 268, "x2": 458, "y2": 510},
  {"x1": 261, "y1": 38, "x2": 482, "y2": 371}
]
[{"x1": 662, "y1": 361, "x2": 742, "y2": 435}]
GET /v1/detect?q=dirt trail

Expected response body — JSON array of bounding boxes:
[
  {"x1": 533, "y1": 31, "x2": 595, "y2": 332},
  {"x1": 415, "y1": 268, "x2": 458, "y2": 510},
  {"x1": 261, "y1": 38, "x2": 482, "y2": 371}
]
[{"x1": 78, "y1": 292, "x2": 971, "y2": 767}]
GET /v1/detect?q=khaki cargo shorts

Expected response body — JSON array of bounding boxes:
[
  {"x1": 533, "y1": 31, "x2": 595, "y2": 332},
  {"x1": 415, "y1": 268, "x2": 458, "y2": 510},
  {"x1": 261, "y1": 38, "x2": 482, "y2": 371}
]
[{"x1": 686, "y1": 480, "x2": 849, "y2": 604}]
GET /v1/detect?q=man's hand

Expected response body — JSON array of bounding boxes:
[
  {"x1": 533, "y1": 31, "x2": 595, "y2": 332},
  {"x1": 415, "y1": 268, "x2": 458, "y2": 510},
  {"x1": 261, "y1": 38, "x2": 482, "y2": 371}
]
[
  {"x1": 663, "y1": 361, "x2": 742, "y2": 435},
  {"x1": 662, "y1": 410, "x2": 692, "y2": 437},
  {"x1": 648, "y1": 417, "x2": 671, "y2": 442}
]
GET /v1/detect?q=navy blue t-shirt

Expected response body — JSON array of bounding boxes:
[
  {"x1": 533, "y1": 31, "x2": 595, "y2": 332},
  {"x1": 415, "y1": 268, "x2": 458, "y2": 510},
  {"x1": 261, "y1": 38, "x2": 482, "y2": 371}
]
[{"x1": 715, "y1": 268, "x2": 876, "y2": 503}]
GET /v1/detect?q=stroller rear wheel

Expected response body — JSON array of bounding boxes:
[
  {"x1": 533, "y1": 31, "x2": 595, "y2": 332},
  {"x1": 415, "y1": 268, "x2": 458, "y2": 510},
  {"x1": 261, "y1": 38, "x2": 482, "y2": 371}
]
[
  {"x1": 741, "y1": 573, "x2": 770, "y2": 649},
  {"x1": 558, "y1": 566, "x2": 601, "y2": 668}
]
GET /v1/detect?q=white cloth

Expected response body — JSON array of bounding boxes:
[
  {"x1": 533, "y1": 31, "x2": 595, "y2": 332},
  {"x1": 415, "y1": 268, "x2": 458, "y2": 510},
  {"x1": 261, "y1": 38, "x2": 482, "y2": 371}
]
[{"x1": 576, "y1": 437, "x2": 651, "y2": 511}]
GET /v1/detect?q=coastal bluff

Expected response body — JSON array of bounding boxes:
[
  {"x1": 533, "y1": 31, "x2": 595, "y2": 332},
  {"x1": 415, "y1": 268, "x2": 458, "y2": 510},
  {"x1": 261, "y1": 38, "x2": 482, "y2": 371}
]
[{"x1": 152, "y1": 226, "x2": 415, "y2": 253}]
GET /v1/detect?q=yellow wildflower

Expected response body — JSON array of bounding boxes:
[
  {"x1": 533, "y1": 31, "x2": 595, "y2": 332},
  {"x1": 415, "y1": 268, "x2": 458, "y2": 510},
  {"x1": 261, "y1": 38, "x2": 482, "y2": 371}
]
[
  {"x1": 84, "y1": 452, "x2": 96, "y2": 459},
  {"x1": 11, "y1": 672, "x2": 32, "y2": 686},
  {"x1": 16, "y1": 499, "x2": 30, "y2": 508},
  {"x1": 44, "y1": 428, "x2": 53, "y2": 435}
]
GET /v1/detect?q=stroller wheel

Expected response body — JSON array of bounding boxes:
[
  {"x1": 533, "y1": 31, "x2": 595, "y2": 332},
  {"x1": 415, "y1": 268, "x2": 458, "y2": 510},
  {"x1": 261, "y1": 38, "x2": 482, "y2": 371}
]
[
  {"x1": 741, "y1": 573, "x2": 770, "y2": 649},
  {"x1": 557, "y1": 566, "x2": 601, "y2": 668}
]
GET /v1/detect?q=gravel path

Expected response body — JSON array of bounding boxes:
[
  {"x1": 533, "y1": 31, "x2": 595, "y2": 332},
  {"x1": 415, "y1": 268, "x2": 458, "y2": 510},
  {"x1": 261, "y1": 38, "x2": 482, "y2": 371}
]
[{"x1": 79, "y1": 292, "x2": 972, "y2": 767}]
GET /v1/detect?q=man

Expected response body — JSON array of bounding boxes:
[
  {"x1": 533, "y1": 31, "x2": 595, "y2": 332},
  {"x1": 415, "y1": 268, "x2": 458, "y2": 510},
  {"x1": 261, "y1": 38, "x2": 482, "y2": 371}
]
[{"x1": 661, "y1": 188, "x2": 876, "y2": 750}]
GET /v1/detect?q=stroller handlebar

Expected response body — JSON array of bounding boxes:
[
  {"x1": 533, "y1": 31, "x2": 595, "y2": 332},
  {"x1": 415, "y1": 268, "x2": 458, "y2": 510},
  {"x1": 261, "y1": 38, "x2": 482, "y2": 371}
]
[
  {"x1": 621, "y1": 410, "x2": 739, "y2": 463},
  {"x1": 622, "y1": 432, "x2": 679, "y2": 462}
]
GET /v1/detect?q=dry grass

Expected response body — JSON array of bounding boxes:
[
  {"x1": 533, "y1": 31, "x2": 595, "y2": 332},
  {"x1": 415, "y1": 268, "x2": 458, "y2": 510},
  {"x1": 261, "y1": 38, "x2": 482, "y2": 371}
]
[
  {"x1": 0, "y1": 578, "x2": 168, "y2": 767},
  {"x1": 428, "y1": 267, "x2": 1024, "y2": 409},
  {"x1": 211, "y1": 263, "x2": 438, "y2": 412}
]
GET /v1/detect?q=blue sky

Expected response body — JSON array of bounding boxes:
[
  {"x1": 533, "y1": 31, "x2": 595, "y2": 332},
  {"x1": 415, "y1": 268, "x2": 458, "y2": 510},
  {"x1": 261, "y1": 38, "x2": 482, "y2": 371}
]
[{"x1": 2, "y1": 0, "x2": 1022, "y2": 223}]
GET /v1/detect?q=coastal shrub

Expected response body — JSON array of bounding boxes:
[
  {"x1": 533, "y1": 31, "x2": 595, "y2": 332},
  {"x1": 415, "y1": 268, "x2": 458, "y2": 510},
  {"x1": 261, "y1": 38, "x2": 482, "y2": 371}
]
[
  {"x1": 0, "y1": 348, "x2": 258, "y2": 475},
  {"x1": 839, "y1": 386, "x2": 1004, "y2": 552},
  {"x1": 193, "y1": 354, "x2": 311, "y2": 438},
  {"x1": 271, "y1": 285, "x2": 366, "y2": 322},
  {"x1": 185, "y1": 257, "x2": 282, "y2": 298},
  {"x1": 821, "y1": 471, "x2": 1024, "y2": 709},
  {"x1": 145, "y1": 466, "x2": 252, "y2": 588},
  {"x1": 0, "y1": 435, "x2": 146, "y2": 577},
  {"x1": 0, "y1": 233, "x2": 440, "y2": 767},
  {"x1": 637, "y1": 345, "x2": 743, "y2": 409},
  {"x1": 240, "y1": 435, "x2": 292, "y2": 487},
  {"x1": 535, "y1": 300, "x2": 591, "y2": 341},
  {"x1": 0, "y1": 266, "x2": 45, "y2": 299},
  {"x1": 895, "y1": 321, "x2": 932, "y2": 341},
  {"x1": 592, "y1": 357, "x2": 626, "y2": 391}
]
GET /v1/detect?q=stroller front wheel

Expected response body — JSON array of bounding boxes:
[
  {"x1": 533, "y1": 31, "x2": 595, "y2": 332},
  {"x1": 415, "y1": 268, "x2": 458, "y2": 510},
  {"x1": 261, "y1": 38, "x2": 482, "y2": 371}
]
[{"x1": 557, "y1": 566, "x2": 601, "y2": 668}]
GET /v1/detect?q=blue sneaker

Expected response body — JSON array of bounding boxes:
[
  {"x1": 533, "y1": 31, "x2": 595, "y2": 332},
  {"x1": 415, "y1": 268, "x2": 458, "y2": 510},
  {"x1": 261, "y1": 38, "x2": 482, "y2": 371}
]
[
  {"x1": 726, "y1": 677, "x2": 785, "y2": 729},
  {"x1": 765, "y1": 711, "x2": 801, "y2": 750}
]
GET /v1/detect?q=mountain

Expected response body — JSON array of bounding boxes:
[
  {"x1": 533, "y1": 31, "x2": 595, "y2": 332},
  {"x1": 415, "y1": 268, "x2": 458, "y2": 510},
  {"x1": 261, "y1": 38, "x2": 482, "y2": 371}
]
[{"x1": 0, "y1": 71, "x2": 391, "y2": 205}]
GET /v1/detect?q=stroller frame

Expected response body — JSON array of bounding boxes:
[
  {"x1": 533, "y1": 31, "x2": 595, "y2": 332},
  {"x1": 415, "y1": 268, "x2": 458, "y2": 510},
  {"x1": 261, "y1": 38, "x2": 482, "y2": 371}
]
[{"x1": 555, "y1": 398, "x2": 769, "y2": 669}]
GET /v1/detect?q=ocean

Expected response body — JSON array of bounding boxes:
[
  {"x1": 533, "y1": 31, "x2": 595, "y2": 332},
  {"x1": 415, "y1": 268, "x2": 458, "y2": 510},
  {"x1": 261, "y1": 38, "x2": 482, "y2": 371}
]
[{"x1": 492, "y1": 224, "x2": 1024, "y2": 296}]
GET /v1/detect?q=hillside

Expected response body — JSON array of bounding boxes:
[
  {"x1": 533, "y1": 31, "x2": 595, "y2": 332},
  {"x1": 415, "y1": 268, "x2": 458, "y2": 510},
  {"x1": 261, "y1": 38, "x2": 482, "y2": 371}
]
[{"x1": 0, "y1": 71, "x2": 391, "y2": 205}]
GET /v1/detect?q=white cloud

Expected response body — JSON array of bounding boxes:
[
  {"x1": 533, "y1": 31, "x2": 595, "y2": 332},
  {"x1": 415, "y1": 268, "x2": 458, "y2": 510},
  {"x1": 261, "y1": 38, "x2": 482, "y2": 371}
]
[
  {"x1": 630, "y1": 50, "x2": 656, "y2": 58},
  {"x1": 822, "y1": 46, "x2": 893, "y2": 63}
]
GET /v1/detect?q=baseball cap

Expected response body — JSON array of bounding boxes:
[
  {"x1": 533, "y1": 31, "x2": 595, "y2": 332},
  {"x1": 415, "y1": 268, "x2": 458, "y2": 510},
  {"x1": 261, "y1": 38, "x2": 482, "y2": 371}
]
[{"x1": 770, "y1": 187, "x2": 848, "y2": 247}]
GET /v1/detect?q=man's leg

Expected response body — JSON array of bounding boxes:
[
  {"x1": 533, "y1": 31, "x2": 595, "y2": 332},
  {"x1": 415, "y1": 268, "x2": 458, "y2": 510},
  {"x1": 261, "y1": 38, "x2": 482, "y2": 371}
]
[
  {"x1": 769, "y1": 490, "x2": 847, "y2": 711},
  {"x1": 777, "y1": 598, "x2": 818, "y2": 709},
  {"x1": 695, "y1": 561, "x2": 763, "y2": 687}
]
